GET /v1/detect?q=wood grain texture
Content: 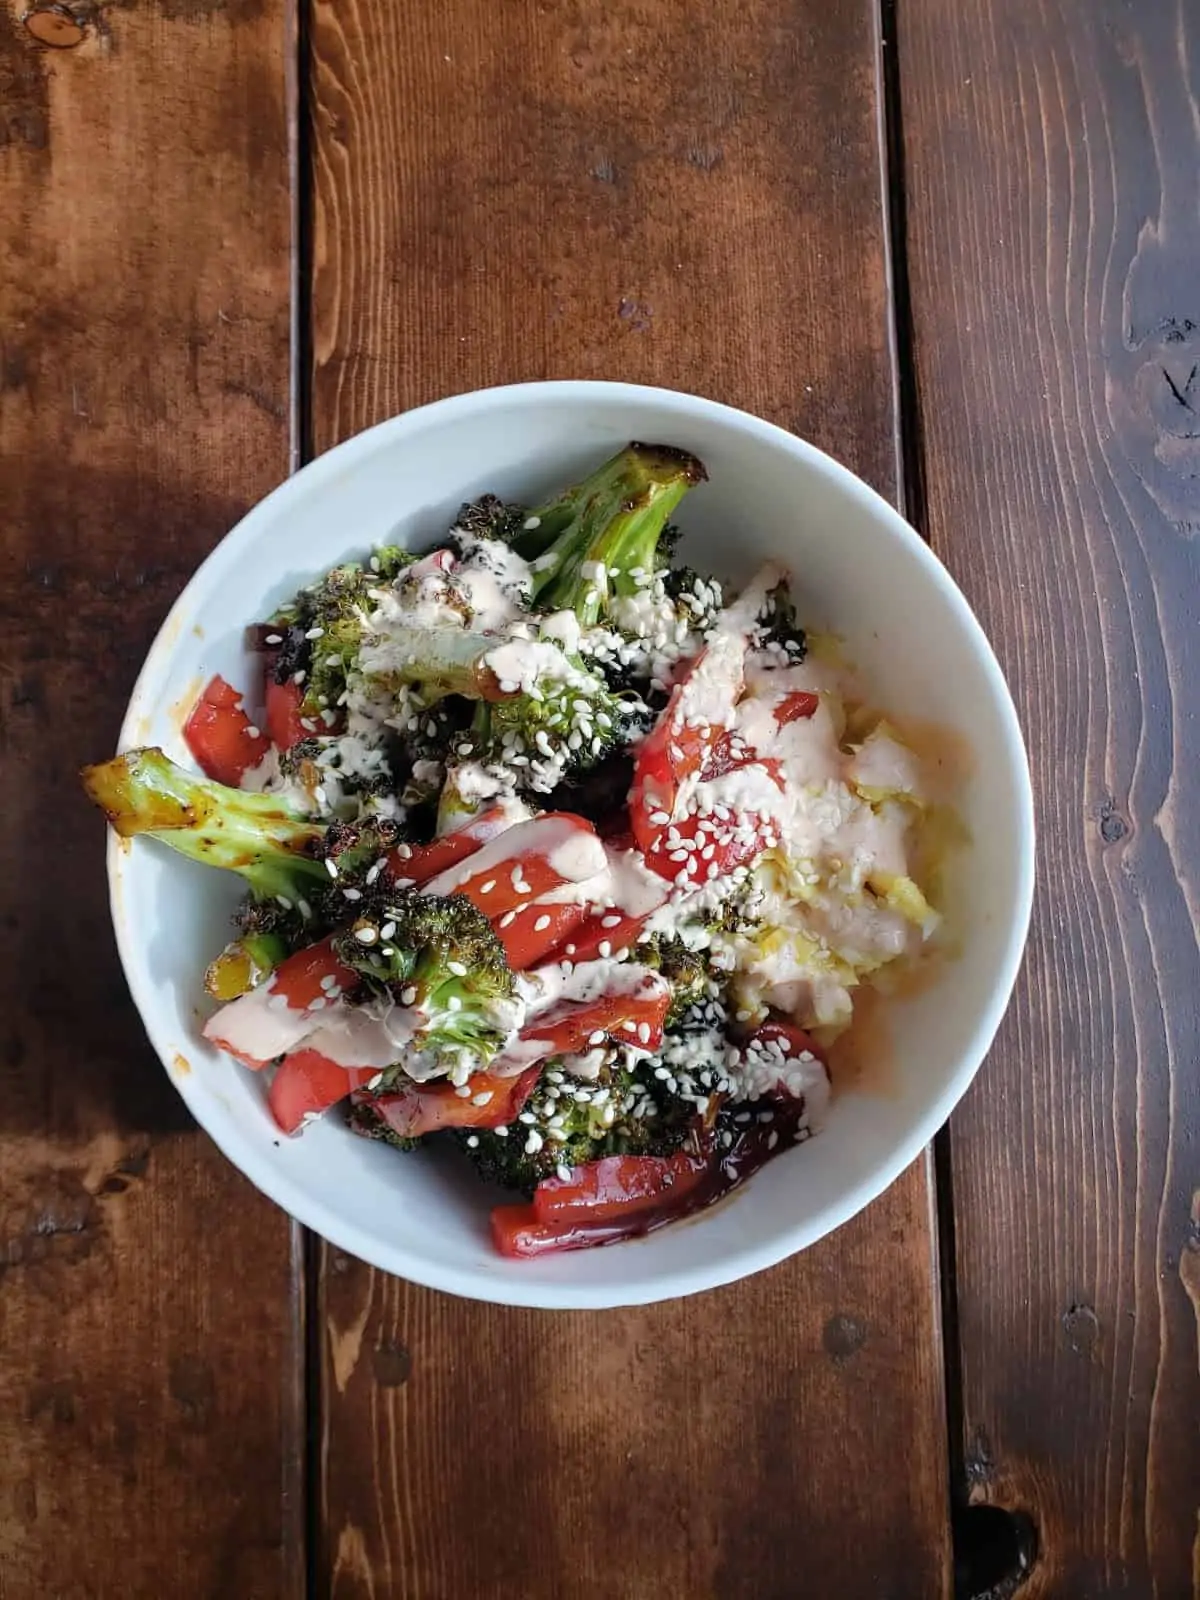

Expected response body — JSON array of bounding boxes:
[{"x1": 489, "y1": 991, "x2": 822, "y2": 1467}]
[
  {"x1": 0, "y1": 3, "x2": 302, "y2": 1595},
  {"x1": 900, "y1": 0, "x2": 1200, "y2": 1594},
  {"x1": 308, "y1": 2, "x2": 950, "y2": 1596}
]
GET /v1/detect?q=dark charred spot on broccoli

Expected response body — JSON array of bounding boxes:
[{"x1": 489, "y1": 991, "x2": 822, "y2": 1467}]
[
  {"x1": 345, "y1": 1097, "x2": 420, "y2": 1150},
  {"x1": 543, "y1": 749, "x2": 637, "y2": 834},
  {"x1": 452, "y1": 494, "x2": 528, "y2": 546},
  {"x1": 271, "y1": 624, "x2": 310, "y2": 686},
  {"x1": 277, "y1": 736, "x2": 323, "y2": 780},
  {"x1": 758, "y1": 579, "x2": 808, "y2": 662}
]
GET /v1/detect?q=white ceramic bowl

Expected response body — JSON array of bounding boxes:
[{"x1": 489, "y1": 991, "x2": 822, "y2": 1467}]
[{"x1": 109, "y1": 381, "x2": 1033, "y2": 1308}]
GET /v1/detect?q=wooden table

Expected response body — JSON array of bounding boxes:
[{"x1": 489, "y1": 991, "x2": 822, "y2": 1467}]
[{"x1": 3, "y1": 1, "x2": 1197, "y2": 1594}]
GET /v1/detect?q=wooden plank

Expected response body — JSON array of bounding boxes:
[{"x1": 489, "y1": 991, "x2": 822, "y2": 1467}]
[
  {"x1": 0, "y1": 4, "x2": 303, "y2": 1596},
  {"x1": 308, "y1": 2, "x2": 950, "y2": 1595},
  {"x1": 899, "y1": 0, "x2": 1200, "y2": 1593}
]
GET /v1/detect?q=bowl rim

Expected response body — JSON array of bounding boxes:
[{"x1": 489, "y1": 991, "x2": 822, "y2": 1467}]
[{"x1": 108, "y1": 378, "x2": 1035, "y2": 1308}]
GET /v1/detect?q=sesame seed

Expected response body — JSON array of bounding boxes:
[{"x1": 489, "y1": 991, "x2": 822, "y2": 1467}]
[
  {"x1": 471, "y1": 1090, "x2": 494, "y2": 1106},
  {"x1": 534, "y1": 914, "x2": 552, "y2": 932},
  {"x1": 637, "y1": 1022, "x2": 652, "y2": 1044},
  {"x1": 499, "y1": 910, "x2": 516, "y2": 928},
  {"x1": 297, "y1": 899, "x2": 313, "y2": 920},
  {"x1": 324, "y1": 858, "x2": 339, "y2": 878},
  {"x1": 494, "y1": 1125, "x2": 508, "y2": 1137},
  {"x1": 305, "y1": 626, "x2": 325, "y2": 640},
  {"x1": 276, "y1": 895, "x2": 293, "y2": 910},
  {"x1": 380, "y1": 920, "x2": 397, "y2": 940},
  {"x1": 399, "y1": 986, "x2": 418, "y2": 1005},
  {"x1": 518, "y1": 1112, "x2": 536, "y2": 1125},
  {"x1": 598, "y1": 941, "x2": 612, "y2": 958},
  {"x1": 293, "y1": 670, "x2": 306, "y2": 685},
  {"x1": 588, "y1": 1030, "x2": 606, "y2": 1046},
  {"x1": 264, "y1": 633, "x2": 282, "y2": 645},
  {"x1": 455, "y1": 1084, "x2": 473, "y2": 1099},
  {"x1": 525, "y1": 1130, "x2": 544, "y2": 1154},
  {"x1": 354, "y1": 926, "x2": 377, "y2": 944},
  {"x1": 342, "y1": 887, "x2": 362, "y2": 901}
]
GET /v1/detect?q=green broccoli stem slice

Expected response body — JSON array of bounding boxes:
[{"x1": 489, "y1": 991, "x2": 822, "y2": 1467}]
[
  {"x1": 521, "y1": 443, "x2": 707, "y2": 624},
  {"x1": 359, "y1": 625, "x2": 517, "y2": 702},
  {"x1": 81, "y1": 747, "x2": 329, "y2": 901}
]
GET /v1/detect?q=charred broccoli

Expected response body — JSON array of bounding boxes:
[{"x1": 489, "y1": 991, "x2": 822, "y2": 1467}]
[
  {"x1": 81, "y1": 748, "x2": 328, "y2": 904},
  {"x1": 331, "y1": 888, "x2": 520, "y2": 1077},
  {"x1": 456, "y1": 1055, "x2": 693, "y2": 1195}
]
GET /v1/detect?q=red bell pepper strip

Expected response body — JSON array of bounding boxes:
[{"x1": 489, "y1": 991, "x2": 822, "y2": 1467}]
[
  {"x1": 549, "y1": 840, "x2": 669, "y2": 964},
  {"x1": 265, "y1": 677, "x2": 312, "y2": 752},
  {"x1": 385, "y1": 805, "x2": 517, "y2": 886},
  {"x1": 204, "y1": 937, "x2": 356, "y2": 1069},
  {"x1": 422, "y1": 813, "x2": 606, "y2": 917},
  {"x1": 629, "y1": 635, "x2": 786, "y2": 888},
  {"x1": 492, "y1": 1046, "x2": 825, "y2": 1257},
  {"x1": 533, "y1": 1147, "x2": 711, "y2": 1224},
  {"x1": 775, "y1": 690, "x2": 819, "y2": 725},
  {"x1": 494, "y1": 900, "x2": 590, "y2": 971},
  {"x1": 268, "y1": 1049, "x2": 377, "y2": 1134},
  {"x1": 490, "y1": 1205, "x2": 662, "y2": 1258},
  {"x1": 514, "y1": 974, "x2": 671, "y2": 1061},
  {"x1": 356, "y1": 1063, "x2": 542, "y2": 1140},
  {"x1": 184, "y1": 675, "x2": 270, "y2": 786},
  {"x1": 629, "y1": 641, "x2": 743, "y2": 849}
]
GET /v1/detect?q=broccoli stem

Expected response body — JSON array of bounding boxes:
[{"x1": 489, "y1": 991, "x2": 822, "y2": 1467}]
[
  {"x1": 81, "y1": 748, "x2": 329, "y2": 900},
  {"x1": 521, "y1": 443, "x2": 707, "y2": 625},
  {"x1": 359, "y1": 625, "x2": 516, "y2": 701}
]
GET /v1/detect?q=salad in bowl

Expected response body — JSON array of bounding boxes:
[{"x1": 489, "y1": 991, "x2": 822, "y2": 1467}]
[{"x1": 84, "y1": 441, "x2": 947, "y2": 1259}]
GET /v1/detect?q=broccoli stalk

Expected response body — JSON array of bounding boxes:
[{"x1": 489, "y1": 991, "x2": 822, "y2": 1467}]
[
  {"x1": 82, "y1": 748, "x2": 329, "y2": 902},
  {"x1": 520, "y1": 443, "x2": 707, "y2": 627},
  {"x1": 332, "y1": 889, "x2": 521, "y2": 1077}
]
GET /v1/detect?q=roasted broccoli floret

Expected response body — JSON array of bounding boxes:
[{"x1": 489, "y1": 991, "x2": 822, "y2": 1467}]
[
  {"x1": 82, "y1": 748, "x2": 329, "y2": 903},
  {"x1": 465, "y1": 670, "x2": 653, "y2": 795},
  {"x1": 265, "y1": 545, "x2": 414, "y2": 712},
  {"x1": 452, "y1": 494, "x2": 529, "y2": 547},
  {"x1": 518, "y1": 443, "x2": 707, "y2": 627},
  {"x1": 636, "y1": 935, "x2": 714, "y2": 1027},
  {"x1": 332, "y1": 888, "x2": 520, "y2": 1077},
  {"x1": 456, "y1": 1056, "x2": 693, "y2": 1195}
]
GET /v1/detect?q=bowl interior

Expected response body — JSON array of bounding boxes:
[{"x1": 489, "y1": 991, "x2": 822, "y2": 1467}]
[{"x1": 111, "y1": 382, "x2": 1032, "y2": 1307}]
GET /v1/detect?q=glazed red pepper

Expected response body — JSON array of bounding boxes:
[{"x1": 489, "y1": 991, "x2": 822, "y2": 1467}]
[
  {"x1": 184, "y1": 675, "x2": 270, "y2": 786},
  {"x1": 533, "y1": 1147, "x2": 711, "y2": 1224},
  {"x1": 629, "y1": 644, "x2": 783, "y2": 889},
  {"x1": 204, "y1": 937, "x2": 357, "y2": 1069},
  {"x1": 265, "y1": 677, "x2": 312, "y2": 752},
  {"x1": 422, "y1": 813, "x2": 605, "y2": 917},
  {"x1": 268, "y1": 1049, "x2": 376, "y2": 1134},
  {"x1": 357, "y1": 1063, "x2": 542, "y2": 1140},
  {"x1": 775, "y1": 690, "x2": 819, "y2": 725},
  {"x1": 514, "y1": 976, "x2": 670, "y2": 1062},
  {"x1": 493, "y1": 900, "x2": 591, "y2": 971},
  {"x1": 385, "y1": 805, "x2": 516, "y2": 887}
]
